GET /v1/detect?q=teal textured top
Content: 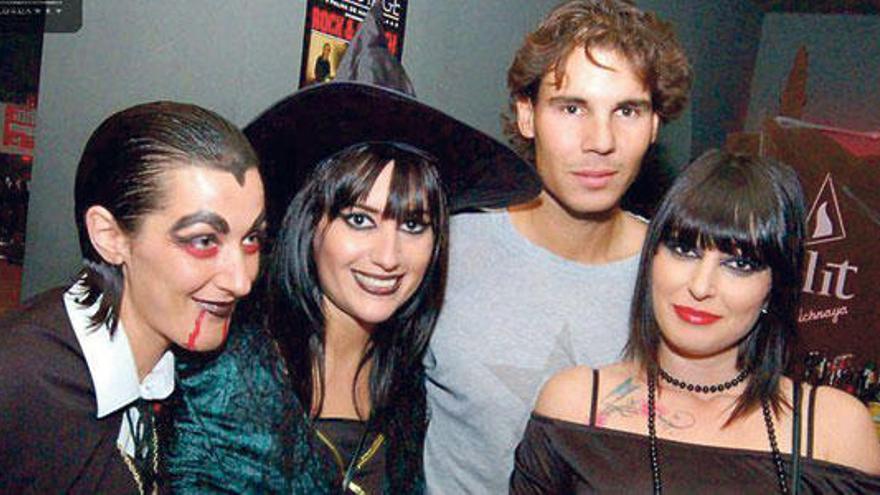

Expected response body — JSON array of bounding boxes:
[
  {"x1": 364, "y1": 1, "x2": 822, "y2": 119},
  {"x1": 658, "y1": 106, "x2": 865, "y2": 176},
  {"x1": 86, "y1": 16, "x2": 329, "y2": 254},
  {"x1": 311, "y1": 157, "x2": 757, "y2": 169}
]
[{"x1": 163, "y1": 322, "x2": 426, "y2": 494}]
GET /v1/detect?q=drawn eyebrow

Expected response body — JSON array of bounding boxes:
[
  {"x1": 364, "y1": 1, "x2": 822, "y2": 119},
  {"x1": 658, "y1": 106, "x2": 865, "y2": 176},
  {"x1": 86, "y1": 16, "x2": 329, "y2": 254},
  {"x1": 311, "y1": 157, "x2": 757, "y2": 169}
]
[
  {"x1": 247, "y1": 210, "x2": 267, "y2": 231},
  {"x1": 170, "y1": 211, "x2": 230, "y2": 234}
]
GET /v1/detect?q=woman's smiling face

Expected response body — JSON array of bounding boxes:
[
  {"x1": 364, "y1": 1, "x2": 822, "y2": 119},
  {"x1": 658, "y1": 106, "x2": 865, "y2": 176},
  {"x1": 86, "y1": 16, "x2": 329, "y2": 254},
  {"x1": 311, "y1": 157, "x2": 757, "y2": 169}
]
[
  {"x1": 117, "y1": 165, "x2": 265, "y2": 351},
  {"x1": 313, "y1": 161, "x2": 435, "y2": 329},
  {"x1": 651, "y1": 239, "x2": 772, "y2": 360}
]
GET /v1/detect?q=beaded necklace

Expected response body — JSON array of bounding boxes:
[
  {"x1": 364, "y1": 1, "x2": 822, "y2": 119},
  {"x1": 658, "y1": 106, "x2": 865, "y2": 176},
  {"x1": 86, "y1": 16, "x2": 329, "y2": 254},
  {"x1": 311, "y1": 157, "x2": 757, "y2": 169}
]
[
  {"x1": 658, "y1": 366, "x2": 751, "y2": 393},
  {"x1": 646, "y1": 370, "x2": 789, "y2": 494}
]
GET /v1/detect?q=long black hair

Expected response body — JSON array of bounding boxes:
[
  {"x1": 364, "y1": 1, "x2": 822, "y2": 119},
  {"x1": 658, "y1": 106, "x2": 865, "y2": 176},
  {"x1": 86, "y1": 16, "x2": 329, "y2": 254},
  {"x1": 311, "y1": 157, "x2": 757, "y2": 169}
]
[
  {"x1": 624, "y1": 149, "x2": 806, "y2": 420},
  {"x1": 265, "y1": 141, "x2": 448, "y2": 422}
]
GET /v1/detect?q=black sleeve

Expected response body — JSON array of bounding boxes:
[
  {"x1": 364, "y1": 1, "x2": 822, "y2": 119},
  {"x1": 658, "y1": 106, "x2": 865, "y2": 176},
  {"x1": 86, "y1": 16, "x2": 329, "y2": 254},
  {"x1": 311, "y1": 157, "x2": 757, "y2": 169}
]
[
  {"x1": 509, "y1": 415, "x2": 572, "y2": 494},
  {"x1": 0, "y1": 312, "x2": 132, "y2": 494}
]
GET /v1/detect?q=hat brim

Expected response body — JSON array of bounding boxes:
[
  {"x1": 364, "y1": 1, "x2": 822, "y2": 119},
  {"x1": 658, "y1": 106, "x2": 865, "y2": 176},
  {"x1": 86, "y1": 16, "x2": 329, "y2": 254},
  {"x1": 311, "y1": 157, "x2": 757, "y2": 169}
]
[{"x1": 245, "y1": 82, "x2": 541, "y2": 226}]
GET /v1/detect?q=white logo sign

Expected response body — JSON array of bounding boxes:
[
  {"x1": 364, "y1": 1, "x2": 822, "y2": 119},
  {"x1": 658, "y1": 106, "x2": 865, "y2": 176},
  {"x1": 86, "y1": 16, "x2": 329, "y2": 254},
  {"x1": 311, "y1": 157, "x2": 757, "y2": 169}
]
[{"x1": 805, "y1": 173, "x2": 846, "y2": 246}]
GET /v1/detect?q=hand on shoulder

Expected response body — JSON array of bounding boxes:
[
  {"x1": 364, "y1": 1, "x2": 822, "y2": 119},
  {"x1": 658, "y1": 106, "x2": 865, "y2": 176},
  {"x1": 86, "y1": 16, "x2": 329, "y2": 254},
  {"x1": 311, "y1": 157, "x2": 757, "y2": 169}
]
[{"x1": 812, "y1": 385, "x2": 880, "y2": 475}]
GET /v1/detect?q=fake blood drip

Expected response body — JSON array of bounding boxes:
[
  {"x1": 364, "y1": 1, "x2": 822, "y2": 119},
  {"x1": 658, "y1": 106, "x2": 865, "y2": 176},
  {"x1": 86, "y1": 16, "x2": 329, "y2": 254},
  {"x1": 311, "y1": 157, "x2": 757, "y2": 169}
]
[
  {"x1": 222, "y1": 318, "x2": 230, "y2": 342},
  {"x1": 186, "y1": 310, "x2": 207, "y2": 350}
]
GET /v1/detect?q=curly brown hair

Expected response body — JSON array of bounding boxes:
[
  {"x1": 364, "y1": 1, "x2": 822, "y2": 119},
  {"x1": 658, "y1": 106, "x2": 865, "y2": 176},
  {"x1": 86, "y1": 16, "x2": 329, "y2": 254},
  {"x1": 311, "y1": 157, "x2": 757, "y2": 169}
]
[{"x1": 503, "y1": 0, "x2": 693, "y2": 164}]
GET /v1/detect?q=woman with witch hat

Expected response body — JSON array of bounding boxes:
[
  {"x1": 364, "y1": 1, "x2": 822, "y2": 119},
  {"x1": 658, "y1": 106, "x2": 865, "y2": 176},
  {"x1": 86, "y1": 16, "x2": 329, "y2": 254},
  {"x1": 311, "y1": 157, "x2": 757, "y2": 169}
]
[{"x1": 162, "y1": 5, "x2": 540, "y2": 494}]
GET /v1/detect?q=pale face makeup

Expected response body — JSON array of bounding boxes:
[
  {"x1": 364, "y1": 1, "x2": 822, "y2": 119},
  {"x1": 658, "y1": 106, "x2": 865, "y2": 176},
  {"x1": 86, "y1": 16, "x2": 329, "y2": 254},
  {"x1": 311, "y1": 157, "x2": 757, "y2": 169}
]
[
  {"x1": 118, "y1": 165, "x2": 265, "y2": 354},
  {"x1": 651, "y1": 241, "x2": 772, "y2": 362}
]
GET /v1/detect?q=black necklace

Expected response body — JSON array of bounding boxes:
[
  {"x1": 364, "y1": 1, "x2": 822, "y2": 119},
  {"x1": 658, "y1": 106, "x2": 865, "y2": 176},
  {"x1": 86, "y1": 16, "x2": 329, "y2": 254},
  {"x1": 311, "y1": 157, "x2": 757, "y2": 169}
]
[
  {"x1": 647, "y1": 371, "x2": 789, "y2": 494},
  {"x1": 761, "y1": 398, "x2": 790, "y2": 494},
  {"x1": 658, "y1": 366, "x2": 751, "y2": 393}
]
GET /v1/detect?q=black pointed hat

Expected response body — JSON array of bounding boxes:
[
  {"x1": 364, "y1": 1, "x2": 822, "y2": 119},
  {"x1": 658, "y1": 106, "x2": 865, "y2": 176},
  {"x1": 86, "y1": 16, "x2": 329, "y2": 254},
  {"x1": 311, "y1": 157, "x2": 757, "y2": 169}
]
[{"x1": 245, "y1": 2, "x2": 541, "y2": 228}]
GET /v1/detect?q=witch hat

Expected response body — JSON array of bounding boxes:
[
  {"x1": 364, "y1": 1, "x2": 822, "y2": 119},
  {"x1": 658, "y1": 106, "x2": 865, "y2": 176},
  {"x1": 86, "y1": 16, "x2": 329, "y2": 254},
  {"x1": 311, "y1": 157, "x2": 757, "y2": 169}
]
[{"x1": 245, "y1": 1, "x2": 541, "y2": 229}]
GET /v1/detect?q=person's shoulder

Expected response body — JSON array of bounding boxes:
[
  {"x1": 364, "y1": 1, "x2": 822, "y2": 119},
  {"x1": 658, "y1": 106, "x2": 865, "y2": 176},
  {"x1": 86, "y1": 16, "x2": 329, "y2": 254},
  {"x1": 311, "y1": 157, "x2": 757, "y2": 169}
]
[
  {"x1": 170, "y1": 323, "x2": 291, "y2": 453},
  {"x1": 176, "y1": 321, "x2": 278, "y2": 390},
  {"x1": 0, "y1": 287, "x2": 68, "y2": 337},
  {"x1": 0, "y1": 289, "x2": 93, "y2": 426},
  {"x1": 534, "y1": 365, "x2": 595, "y2": 424},
  {"x1": 618, "y1": 211, "x2": 648, "y2": 258},
  {"x1": 810, "y1": 384, "x2": 880, "y2": 475},
  {"x1": 449, "y1": 208, "x2": 505, "y2": 232},
  {"x1": 0, "y1": 287, "x2": 80, "y2": 379}
]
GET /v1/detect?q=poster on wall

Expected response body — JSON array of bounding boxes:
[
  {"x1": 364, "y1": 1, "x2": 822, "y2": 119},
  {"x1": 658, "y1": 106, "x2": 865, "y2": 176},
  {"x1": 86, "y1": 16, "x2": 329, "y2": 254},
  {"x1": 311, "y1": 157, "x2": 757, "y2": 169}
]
[
  {"x1": 763, "y1": 118, "x2": 880, "y2": 399},
  {"x1": 1, "y1": 101, "x2": 36, "y2": 156},
  {"x1": 729, "y1": 119, "x2": 880, "y2": 401},
  {"x1": 726, "y1": 48, "x2": 880, "y2": 404},
  {"x1": 298, "y1": 0, "x2": 407, "y2": 88}
]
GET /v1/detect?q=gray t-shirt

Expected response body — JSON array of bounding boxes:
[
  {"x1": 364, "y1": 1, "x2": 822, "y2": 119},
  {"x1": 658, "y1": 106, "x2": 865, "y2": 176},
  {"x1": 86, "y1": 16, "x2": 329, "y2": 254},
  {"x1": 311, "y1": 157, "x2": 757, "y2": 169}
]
[{"x1": 424, "y1": 210, "x2": 640, "y2": 494}]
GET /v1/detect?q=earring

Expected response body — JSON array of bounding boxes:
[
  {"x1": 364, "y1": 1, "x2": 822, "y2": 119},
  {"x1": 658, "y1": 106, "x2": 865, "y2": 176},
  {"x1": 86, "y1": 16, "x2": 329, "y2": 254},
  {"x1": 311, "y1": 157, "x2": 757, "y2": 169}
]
[{"x1": 760, "y1": 306, "x2": 769, "y2": 315}]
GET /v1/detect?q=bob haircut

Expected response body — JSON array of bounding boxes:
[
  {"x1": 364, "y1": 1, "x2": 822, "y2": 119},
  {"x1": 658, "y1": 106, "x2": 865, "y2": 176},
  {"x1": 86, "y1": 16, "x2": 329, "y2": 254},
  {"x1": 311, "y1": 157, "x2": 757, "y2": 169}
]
[
  {"x1": 624, "y1": 149, "x2": 806, "y2": 420},
  {"x1": 265, "y1": 141, "x2": 449, "y2": 420},
  {"x1": 503, "y1": 0, "x2": 693, "y2": 164},
  {"x1": 73, "y1": 101, "x2": 258, "y2": 333}
]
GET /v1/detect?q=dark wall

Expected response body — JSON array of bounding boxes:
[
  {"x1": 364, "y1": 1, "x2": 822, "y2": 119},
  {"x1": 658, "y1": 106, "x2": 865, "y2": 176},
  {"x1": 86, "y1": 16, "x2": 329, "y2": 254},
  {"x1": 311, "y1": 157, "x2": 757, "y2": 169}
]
[
  {"x1": 688, "y1": 1, "x2": 763, "y2": 160},
  {"x1": 745, "y1": 13, "x2": 880, "y2": 133},
  {"x1": 22, "y1": 0, "x2": 562, "y2": 297}
]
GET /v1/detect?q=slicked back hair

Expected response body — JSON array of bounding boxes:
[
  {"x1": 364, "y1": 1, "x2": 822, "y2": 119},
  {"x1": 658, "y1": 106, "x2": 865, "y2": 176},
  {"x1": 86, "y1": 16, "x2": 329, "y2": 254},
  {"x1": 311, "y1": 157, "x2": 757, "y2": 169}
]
[{"x1": 74, "y1": 101, "x2": 258, "y2": 333}]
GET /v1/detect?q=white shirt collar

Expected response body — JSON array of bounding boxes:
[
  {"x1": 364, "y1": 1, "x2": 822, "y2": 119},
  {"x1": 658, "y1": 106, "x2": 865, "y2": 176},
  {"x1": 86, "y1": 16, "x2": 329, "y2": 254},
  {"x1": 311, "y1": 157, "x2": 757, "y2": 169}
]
[{"x1": 64, "y1": 283, "x2": 175, "y2": 418}]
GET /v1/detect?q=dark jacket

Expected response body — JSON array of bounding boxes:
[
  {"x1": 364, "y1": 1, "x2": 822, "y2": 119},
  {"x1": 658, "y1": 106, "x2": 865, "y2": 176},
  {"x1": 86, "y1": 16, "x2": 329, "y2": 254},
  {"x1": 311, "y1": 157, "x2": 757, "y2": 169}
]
[
  {"x1": 163, "y1": 322, "x2": 427, "y2": 493},
  {"x1": 0, "y1": 288, "x2": 138, "y2": 493}
]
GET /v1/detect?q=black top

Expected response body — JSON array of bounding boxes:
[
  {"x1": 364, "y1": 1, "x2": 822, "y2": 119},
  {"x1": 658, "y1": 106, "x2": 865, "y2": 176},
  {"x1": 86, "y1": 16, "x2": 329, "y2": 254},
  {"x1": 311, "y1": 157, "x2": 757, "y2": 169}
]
[
  {"x1": 511, "y1": 371, "x2": 880, "y2": 494},
  {"x1": 314, "y1": 57, "x2": 331, "y2": 82},
  {"x1": 315, "y1": 417, "x2": 387, "y2": 494},
  {"x1": 512, "y1": 415, "x2": 880, "y2": 494},
  {"x1": 0, "y1": 288, "x2": 138, "y2": 494},
  {"x1": 163, "y1": 322, "x2": 426, "y2": 493}
]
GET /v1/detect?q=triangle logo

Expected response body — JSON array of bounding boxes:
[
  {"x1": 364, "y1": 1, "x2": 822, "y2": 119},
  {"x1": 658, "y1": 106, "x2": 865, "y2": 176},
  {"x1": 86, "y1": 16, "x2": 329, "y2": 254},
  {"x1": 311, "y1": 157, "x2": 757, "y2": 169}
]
[{"x1": 805, "y1": 173, "x2": 846, "y2": 246}]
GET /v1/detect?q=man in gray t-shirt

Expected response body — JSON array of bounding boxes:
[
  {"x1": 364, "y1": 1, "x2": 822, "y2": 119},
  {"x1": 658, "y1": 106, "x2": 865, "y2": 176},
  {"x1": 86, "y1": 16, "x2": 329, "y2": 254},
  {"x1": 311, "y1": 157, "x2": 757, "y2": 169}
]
[{"x1": 423, "y1": 1, "x2": 693, "y2": 493}]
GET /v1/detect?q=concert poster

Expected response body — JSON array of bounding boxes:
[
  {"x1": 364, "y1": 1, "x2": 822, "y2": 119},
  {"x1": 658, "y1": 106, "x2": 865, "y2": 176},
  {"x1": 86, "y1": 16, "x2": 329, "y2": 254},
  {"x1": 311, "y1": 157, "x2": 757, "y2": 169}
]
[{"x1": 298, "y1": 0, "x2": 407, "y2": 88}]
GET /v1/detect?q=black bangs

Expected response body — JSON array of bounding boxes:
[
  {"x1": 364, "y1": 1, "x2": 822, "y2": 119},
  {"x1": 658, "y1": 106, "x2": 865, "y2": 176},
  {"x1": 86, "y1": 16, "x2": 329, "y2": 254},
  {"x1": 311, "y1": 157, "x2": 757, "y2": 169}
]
[
  {"x1": 627, "y1": 149, "x2": 807, "y2": 424},
  {"x1": 657, "y1": 156, "x2": 789, "y2": 266},
  {"x1": 384, "y1": 149, "x2": 443, "y2": 226},
  {"x1": 323, "y1": 142, "x2": 444, "y2": 230}
]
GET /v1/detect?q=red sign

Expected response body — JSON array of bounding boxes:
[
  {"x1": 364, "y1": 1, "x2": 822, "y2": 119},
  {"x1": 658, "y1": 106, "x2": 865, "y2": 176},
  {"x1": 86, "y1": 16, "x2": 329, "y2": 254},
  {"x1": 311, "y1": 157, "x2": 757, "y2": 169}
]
[{"x1": 1, "y1": 102, "x2": 36, "y2": 157}]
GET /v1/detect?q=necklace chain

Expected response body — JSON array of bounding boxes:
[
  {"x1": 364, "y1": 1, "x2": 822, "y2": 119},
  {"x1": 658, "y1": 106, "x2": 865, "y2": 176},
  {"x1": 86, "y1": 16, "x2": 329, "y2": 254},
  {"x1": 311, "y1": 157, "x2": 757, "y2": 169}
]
[
  {"x1": 647, "y1": 370, "x2": 789, "y2": 494},
  {"x1": 761, "y1": 398, "x2": 790, "y2": 494},
  {"x1": 120, "y1": 402, "x2": 160, "y2": 495},
  {"x1": 647, "y1": 373, "x2": 661, "y2": 495},
  {"x1": 658, "y1": 366, "x2": 751, "y2": 394},
  {"x1": 118, "y1": 421, "x2": 159, "y2": 495}
]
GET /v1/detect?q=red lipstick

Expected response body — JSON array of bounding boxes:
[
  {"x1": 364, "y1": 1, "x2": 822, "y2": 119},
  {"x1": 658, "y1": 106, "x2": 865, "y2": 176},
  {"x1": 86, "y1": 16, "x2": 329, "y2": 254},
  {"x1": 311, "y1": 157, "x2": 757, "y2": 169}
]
[{"x1": 673, "y1": 304, "x2": 721, "y2": 325}]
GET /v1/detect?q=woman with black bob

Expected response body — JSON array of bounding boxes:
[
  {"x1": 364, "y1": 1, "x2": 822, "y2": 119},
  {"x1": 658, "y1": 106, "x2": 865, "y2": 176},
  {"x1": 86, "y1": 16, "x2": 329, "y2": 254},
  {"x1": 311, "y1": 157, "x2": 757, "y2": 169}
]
[
  {"x1": 0, "y1": 101, "x2": 265, "y2": 493},
  {"x1": 164, "y1": 7, "x2": 540, "y2": 494},
  {"x1": 511, "y1": 149, "x2": 880, "y2": 493}
]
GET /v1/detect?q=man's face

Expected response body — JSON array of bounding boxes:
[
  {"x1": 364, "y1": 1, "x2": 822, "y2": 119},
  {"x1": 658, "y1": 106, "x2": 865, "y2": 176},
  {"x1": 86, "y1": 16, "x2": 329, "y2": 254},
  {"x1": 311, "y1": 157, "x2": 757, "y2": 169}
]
[{"x1": 515, "y1": 47, "x2": 659, "y2": 217}]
